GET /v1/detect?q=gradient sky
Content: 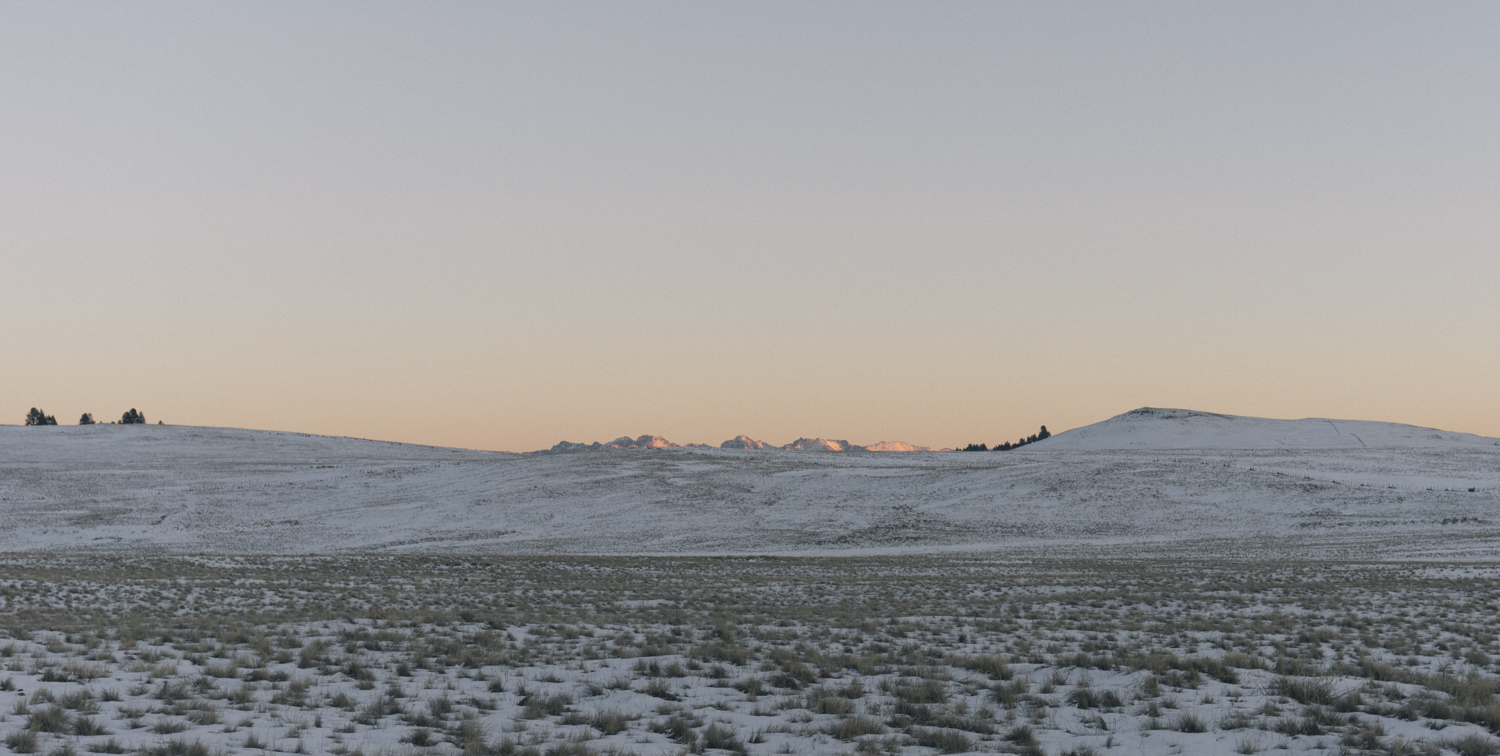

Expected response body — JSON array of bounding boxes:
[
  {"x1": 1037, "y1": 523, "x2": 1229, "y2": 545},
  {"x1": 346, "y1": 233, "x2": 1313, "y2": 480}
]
[{"x1": 4, "y1": 2, "x2": 1497, "y2": 452}]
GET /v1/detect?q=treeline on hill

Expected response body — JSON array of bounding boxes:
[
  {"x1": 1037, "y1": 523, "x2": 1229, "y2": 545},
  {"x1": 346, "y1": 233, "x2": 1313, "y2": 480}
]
[
  {"x1": 961, "y1": 425, "x2": 1050, "y2": 452},
  {"x1": 24, "y1": 407, "x2": 149, "y2": 426}
]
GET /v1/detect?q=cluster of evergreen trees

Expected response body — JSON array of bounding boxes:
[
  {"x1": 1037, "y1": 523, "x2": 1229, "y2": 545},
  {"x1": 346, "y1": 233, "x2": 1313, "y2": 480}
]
[
  {"x1": 24, "y1": 408, "x2": 147, "y2": 426},
  {"x1": 960, "y1": 425, "x2": 1051, "y2": 452},
  {"x1": 23, "y1": 407, "x2": 56, "y2": 425}
]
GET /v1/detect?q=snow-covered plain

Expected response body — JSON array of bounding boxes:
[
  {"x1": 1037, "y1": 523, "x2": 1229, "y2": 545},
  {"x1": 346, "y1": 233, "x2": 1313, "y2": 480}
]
[
  {"x1": 2, "y1": 556, "x2": 1498, "y2": 756},
  {"x1": 2, "y1": 408, "x2": 1498, "y2": 558}
]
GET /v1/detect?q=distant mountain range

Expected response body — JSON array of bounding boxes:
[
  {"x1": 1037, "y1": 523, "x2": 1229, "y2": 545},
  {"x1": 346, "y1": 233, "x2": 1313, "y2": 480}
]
[
  {"x1": 535, "y1": 407, "x2": 1500, "y2": 455},
  {"x1": 538, "y1": 435, "x2": 940, "y2": 454},
  {"x1": 545, "y1": 435, "x2": 710, "y2": 453}
]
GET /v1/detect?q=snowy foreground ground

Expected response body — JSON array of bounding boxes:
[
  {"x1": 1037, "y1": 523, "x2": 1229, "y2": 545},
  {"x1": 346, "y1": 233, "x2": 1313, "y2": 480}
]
[{"x1": 1, "y1": 556, "x2": 1498, "y2": 756}]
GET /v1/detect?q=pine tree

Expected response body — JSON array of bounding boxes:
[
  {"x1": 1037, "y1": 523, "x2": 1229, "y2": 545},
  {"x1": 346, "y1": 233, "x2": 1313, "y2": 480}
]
[
  {"x1": 120, "y1": 408, "x2": 146, "y2": 425},
  {"x1": 990, "y1": 424, "x2": 1051, "y2": 452},
  {"x1": 24, "y1": 407, "x2": 57, "y2": 426},
  {"x1": 79, "y1": 413, "x2": 95, "y2": 425}
]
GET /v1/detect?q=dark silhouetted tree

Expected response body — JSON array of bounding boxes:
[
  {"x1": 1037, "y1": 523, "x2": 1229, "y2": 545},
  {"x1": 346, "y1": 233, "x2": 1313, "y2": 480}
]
[
  {"x1": 961, "y1": 443, "x2": 989, "y2": 452},
  {"x1": 79, "y1": 413, "x2": 95, "y2": 425},
  {"x1": 24, "y1": 408, "x2": 57, "y2": 426},
  {"x1": 990, "y1": 425, "x2": 1051, "y2": 452},
  {"x1": 120, "y1": 408, "x2": 146, "y2": 425}
]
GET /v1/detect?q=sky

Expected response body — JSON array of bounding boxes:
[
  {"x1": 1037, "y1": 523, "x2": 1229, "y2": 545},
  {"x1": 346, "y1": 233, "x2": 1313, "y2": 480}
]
[{"x1": 3, "y1": 2, "x2": 1497, "y2": 452}]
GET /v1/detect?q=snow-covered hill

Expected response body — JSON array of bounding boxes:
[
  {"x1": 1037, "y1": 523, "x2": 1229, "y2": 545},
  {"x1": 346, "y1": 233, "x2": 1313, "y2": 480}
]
[
  {"x1": 2, "y1": 414, "x2": 1498, "y2": 558},
  {"x1": 1035, "y1": 407, "x2": 1500, "y2": 450}
]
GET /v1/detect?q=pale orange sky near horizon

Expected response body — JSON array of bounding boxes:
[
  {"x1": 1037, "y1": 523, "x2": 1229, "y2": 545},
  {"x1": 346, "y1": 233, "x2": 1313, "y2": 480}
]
[{"x1": 4, "y1": 3, "x2": 1498, "y2": 453}]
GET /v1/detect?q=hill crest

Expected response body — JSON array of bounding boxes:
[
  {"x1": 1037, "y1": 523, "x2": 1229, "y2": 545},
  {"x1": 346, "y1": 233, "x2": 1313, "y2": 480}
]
[{"x1": 1034, "y1": 407, "x2": 1500, "y2": 450}]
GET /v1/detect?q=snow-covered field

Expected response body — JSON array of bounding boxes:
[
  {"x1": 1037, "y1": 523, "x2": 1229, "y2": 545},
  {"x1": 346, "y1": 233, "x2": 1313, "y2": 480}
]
[
  {"x1": 2, "y1": 408, "x2": 1498, "y2": 558},
  {"x1": 1, "y1": 556, "x2": 1498, "y2": 756}
]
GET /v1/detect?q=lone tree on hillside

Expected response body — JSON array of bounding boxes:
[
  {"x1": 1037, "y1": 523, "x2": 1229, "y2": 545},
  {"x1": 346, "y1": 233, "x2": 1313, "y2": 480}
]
[
  {"x1": 120, "y1": 408, "x2": 146, "y2": 425},
  {"x1": 79, "y1": 413, "x2": 95, "y2": 425},
  {"x1": 24, "y1": 408, "x2": 57, "y2": 426}
]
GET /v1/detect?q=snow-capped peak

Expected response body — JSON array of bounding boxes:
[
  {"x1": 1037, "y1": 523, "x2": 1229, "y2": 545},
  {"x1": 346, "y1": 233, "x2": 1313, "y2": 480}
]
[
  {"x1": 542, "y1": 435, "x2": 678, "y2": 454},
  {"x1": 720, "y1": 435, "x2": 772, "y2": 450},
  {"x1": 863, "y1": 440, "x2": 933, "y2": 452},
  {"x1": 781, "y1": 438, "x2": 859, "y2": 452}
]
